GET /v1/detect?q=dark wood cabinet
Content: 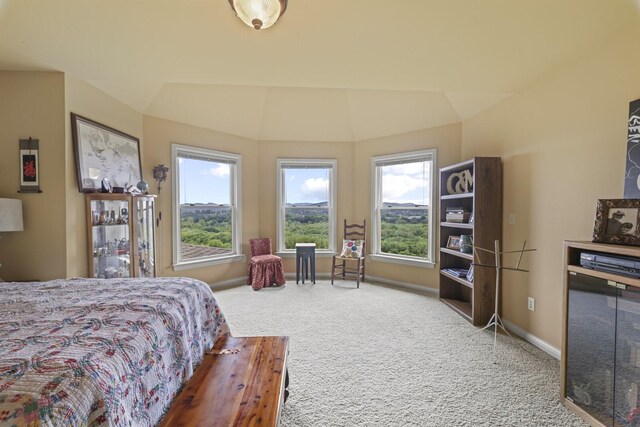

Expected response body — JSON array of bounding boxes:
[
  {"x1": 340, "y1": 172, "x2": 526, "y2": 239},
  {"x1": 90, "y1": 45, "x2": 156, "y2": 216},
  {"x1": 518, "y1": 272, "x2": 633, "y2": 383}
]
[
  {"x1": 562, "y1": 241, "x2": 640, "y2": 426},
  {"x1": 438, "y1": 157, "x2": 502, "y2": 326}
]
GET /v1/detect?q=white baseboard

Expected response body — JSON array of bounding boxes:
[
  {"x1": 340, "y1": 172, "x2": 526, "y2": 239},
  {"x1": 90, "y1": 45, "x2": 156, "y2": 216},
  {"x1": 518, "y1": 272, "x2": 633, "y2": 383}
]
[
  {"x1": 503, "y1": 319, "x2": 561, "y2": 360},
  {"x1": 366, "y1": 275, "x2": 438, "y2": 295}
]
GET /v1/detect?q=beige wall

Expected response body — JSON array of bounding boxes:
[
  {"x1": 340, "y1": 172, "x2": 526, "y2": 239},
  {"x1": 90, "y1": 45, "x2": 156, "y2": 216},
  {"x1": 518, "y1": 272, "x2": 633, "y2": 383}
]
[
  {"x1": 257, "y1": 140, "x2": 354, "y2": 273},
  {"x1": 64, "y1": 76, "x2": 144, "y2": 277},
  {"x1": 0, "y1": 72, "x2": 67, "y2": 281},
  {"x1": 143, "y1": 116, "x2": 260, "y2": 284},
  {"x1": 461, "y1": 27, "x2": 640, "y2": 349},
  {"x1": 353, "y1": 124, "x2": 462, "y2": 290}
]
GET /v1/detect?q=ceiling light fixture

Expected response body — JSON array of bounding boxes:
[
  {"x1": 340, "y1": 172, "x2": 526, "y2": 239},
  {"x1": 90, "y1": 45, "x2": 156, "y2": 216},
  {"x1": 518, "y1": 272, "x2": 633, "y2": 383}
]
[{"x1": 228, "y1": 0, "x2": 288, "y2": 30}]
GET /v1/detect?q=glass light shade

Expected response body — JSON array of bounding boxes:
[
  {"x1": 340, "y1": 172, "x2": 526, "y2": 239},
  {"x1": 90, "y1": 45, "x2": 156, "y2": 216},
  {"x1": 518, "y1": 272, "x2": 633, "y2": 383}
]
[
  {"x1": 0, "y1": 198, "x2": 23, "y2": 232},
  {"x1": 229, "y1": 0, "x2": 287, "y2": 30}
]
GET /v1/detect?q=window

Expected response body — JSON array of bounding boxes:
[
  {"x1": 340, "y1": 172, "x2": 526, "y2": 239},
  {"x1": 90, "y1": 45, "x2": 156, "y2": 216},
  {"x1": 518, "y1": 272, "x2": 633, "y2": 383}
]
[
  {"x1": 277, "y1": 159, "x2": 337, "y2": 254},
  {"x1": 172, "y1": 144, "x2": 242, "y2": 269},
  {"x1": 371, "y1": 149, "x2": 437, "y2": 266}
]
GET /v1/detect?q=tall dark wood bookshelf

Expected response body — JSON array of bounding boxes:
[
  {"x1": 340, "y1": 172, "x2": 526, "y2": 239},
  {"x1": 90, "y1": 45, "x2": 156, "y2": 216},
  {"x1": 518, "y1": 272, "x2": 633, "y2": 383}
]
[{"x1": 439, "y1": 157, "x2": 502, "y2": 326}]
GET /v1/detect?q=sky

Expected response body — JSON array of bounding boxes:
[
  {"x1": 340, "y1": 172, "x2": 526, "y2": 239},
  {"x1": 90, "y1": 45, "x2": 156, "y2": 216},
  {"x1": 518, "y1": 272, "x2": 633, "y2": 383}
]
[
  {"x1": 178, "y1": 158, "x2": 430, "y2": 206},
  {"x1": 285, "y1": 168, "x2": 329, "y2": 204},
  {"x1": 381, "y1": 161, "x2": 430, "y2": 205},
  {"x1": 179, "y1": 158, "x2": 230, "y2": 204}
]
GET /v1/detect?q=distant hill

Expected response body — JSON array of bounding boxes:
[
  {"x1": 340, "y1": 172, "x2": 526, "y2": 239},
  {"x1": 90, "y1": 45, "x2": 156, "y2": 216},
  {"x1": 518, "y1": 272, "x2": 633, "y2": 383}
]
[
  {"x1": 285, "y1": 201, "x2": 328, "y2": 207},
  {"x1": 382, "y1": 202, "x2": 428, "y2": 208},
  {"x1": 180, "y1": 203, "x2": 230, "y2": 213}
]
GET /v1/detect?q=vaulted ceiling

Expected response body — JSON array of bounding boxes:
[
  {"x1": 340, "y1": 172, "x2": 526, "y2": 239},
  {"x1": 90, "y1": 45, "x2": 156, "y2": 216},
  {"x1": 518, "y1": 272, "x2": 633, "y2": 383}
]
[{"x1": 0, "y1": 0, "x2": 637, "y2": 141}]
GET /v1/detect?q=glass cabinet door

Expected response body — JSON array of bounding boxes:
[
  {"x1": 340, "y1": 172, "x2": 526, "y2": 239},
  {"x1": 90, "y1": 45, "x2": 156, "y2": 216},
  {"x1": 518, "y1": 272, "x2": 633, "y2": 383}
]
[
  {"x1": 89, "y1": 198, "x2": 132, "y2": 278},
  {"x1": 614, "y1": 285, "x2": 640, "y2": 426},
  {"x1": 566, "y1": 272, "x2": 616, "y2": 426},
  {"x1": 135, "y1": 196, "x2": 156, "y2": 277}
]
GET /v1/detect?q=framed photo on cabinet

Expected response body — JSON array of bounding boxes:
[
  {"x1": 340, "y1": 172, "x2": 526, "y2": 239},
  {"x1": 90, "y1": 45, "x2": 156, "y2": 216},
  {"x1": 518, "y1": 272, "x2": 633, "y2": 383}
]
[{"x1": 592, "y1": 199, "x2": 640, "y2": 246}]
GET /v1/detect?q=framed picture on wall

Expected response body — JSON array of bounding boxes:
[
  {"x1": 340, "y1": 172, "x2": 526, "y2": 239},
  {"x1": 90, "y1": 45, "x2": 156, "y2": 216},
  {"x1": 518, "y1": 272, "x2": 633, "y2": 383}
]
[
  {"x1": 624, "y1": 98, "x2": 640, "y2": 198},
  {"x1": 19, "y1": 137, "x2": 41, "y2": 193},
  {"x1": 592, "y1": 199, "x2": 640, "y2": 246},
  {"x1": 71, "y1": 113, "x2": 142, "y2": 192}
]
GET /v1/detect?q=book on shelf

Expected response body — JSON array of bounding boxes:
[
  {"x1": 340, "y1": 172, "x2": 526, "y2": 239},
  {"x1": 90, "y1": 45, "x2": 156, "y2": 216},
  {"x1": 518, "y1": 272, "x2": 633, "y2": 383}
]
[
  {"x1": 442, "y1": 268, "x2": 469, "y2": 278},
  {"x1": 445, "y1": 212, "x2": 471, "y2": 223}
]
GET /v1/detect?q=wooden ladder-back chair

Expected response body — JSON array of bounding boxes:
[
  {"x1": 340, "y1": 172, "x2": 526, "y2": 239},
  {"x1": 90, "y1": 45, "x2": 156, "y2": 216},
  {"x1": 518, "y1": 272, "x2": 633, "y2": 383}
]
[{"x1": 331, "y1": 219, "x2": 366, "y2": 288}]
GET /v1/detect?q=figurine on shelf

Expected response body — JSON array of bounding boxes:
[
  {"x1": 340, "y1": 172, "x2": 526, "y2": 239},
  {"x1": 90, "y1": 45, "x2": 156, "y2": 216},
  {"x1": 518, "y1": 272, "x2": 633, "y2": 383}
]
[
  {"x1": 101, "y1": 178, "x2": 112, "y2": 193},
  {"x1": 137, "y1": 180, "x2": 150, "y2": 195}
]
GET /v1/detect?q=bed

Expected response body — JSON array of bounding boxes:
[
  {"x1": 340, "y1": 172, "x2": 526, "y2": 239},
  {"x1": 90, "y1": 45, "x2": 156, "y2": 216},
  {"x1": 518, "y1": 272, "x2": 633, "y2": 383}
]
[{"x1": 0, "y1": 277, "x2": 229, "y2": 426}]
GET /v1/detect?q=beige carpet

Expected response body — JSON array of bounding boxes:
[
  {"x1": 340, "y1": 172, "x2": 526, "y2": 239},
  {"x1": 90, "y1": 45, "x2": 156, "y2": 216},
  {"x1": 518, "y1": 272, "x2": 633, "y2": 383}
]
[{"x1": 213, "y1": 280, "x2": 587, "y2": 427}]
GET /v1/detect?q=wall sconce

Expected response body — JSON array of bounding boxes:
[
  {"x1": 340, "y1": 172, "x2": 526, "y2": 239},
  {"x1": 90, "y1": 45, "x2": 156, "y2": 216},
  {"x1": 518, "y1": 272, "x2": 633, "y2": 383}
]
[
  {"x1": 152, "y1": 164, "x2": 169, "y2": 227},
  {"x1": 153, "y1": 164, "x2": 169, "y2": 194}
]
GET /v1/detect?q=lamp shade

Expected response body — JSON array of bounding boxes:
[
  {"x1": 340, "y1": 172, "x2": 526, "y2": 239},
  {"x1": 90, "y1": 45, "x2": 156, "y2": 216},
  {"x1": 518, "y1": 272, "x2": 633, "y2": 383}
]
[
  {"x1": 0, "y1": 198, "x2": 23, "y2": 232},
  {"x1": 228, "y1": 0, "x2": 287, "y2": 30}
]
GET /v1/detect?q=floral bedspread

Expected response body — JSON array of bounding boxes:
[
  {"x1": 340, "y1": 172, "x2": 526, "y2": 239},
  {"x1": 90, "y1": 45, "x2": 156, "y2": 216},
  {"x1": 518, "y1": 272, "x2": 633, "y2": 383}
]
[{"x1": 0, "y1": 277, "x2": 229, "y2": 426}]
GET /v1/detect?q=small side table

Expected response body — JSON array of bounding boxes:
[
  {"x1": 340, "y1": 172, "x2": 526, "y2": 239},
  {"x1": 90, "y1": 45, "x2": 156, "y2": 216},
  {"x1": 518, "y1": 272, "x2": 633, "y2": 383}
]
[{"x1": 295, "y1": 243, "x2": 316, "y2": 284}]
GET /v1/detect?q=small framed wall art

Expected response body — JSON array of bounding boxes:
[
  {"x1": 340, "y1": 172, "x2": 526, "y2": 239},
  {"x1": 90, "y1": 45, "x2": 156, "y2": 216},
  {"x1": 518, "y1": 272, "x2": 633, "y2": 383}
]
[{"x1": 19, "y1": 137, "x2": 41, "y2": 193}]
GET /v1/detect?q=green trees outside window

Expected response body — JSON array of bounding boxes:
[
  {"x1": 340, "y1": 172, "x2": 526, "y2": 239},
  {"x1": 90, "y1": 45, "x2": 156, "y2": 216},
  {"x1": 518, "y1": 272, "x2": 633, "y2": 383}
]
[{"x1": 180, "y1": 206, "x2": 232, "y2": 251}]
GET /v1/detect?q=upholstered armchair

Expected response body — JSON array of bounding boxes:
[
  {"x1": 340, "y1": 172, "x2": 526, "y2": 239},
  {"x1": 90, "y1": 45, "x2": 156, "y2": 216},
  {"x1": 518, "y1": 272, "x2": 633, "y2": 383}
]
[{"x1": 248, "y1": 238, "x2": 286, "y2": 290}]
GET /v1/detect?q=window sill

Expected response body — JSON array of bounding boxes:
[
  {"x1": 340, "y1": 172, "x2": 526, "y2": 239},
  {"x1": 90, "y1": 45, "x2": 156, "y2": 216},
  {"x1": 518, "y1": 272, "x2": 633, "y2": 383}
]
[
  {"x1": 368, "y1": 253, "x2": 435, "y2": 268},
  {"x1": 173, "y1": 254, "x2": 246, "y2": 271},
  {"x1": 276, "y1": 251, "x2": 336, "y2": 258}
]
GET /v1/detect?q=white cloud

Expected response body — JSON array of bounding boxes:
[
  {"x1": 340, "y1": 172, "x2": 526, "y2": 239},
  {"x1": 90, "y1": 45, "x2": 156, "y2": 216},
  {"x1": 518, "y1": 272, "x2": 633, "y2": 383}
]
[
  {"x1": 382, "y1": 173, "x2": 428, "y2": 203},
  {"x1": 383, "y1": 162, "x2": 429, "y2": 179},
  {"x1": 201, "y1": 164, "x2": 230, "y2": 177},
  {"x1": 301, "y1": 177, "x2": 328, "y2": 200}
]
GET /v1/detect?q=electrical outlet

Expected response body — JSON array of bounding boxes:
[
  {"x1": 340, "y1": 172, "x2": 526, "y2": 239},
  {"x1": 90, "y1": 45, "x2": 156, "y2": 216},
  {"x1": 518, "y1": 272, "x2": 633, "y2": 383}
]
[
  {"x1": 509, "y1": 213, "x2": 516, "y2": 225},
  {"x1": 528, "y1": 297, "x2": 535, "y2": 311}
]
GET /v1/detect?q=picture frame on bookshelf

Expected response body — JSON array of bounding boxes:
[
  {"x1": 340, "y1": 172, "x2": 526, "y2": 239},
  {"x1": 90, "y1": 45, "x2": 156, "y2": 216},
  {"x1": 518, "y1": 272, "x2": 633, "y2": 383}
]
[
  {"x1": 593, "y1": 199, "x2": 640, "y2": 246},
  {"x1": 466, "y1": 264, "x2": 474, "y2": 283},
  {"x1": 446, "y1": 235, "x2": 461, "y2": 250}
]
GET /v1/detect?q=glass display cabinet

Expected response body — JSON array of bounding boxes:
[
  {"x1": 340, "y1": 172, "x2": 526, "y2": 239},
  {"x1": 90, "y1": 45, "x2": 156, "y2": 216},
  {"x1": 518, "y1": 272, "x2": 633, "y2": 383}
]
[
  {"x1": 562, "y1": 241, "x2": 640, "y2": 427},
  {"x1": 86, "y1": 194, "x2": 157, "y2": 278}
]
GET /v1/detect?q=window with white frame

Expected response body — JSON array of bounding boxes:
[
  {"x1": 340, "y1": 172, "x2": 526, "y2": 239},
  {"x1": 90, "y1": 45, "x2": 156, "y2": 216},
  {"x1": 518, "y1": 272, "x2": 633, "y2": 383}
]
[
  {"x1": 371, "y1": 149, "x2": 436, "y2": 265},
  {"x1": 172, "y1": 144, "x2": 242, "y2": 268},
  {"x1": 277, "y1": 159, "x2": 337, "y2": 253}
]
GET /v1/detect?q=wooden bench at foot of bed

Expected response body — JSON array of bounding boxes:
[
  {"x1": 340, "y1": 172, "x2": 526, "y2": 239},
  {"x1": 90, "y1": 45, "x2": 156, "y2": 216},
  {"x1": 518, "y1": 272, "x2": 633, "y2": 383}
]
[{"x1": 160, "y1": 336, "x2": 290, "y2": 427}]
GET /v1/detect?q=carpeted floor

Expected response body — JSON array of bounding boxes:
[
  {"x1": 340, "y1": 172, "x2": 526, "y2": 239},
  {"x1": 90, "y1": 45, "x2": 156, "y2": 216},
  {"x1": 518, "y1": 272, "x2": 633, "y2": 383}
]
[{"x1": 213, "y1": 280, "x2": 587, "y2": 427}]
